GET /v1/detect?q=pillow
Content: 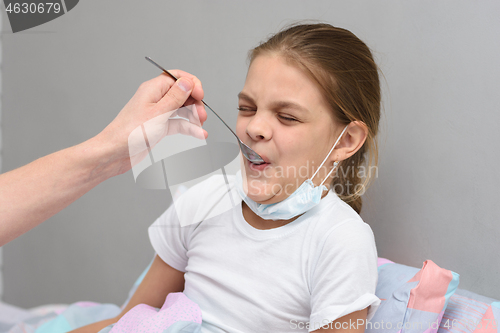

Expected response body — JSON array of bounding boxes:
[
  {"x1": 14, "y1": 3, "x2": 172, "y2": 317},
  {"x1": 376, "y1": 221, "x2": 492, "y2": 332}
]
[
  {"x1": 366, "y1": 258, "x2": 460, "y2": 333},
  {"x1": 438, "y1": 288, "x2": 500, "y2": 333}
]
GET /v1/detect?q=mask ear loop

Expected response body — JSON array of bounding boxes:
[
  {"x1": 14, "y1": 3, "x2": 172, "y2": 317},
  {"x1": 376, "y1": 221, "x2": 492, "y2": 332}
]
[
  {"x1": 311, "y1": 125, "x2": 349, "y2": 185},
  {"x1": 320, "y1": 161, "x2": 339, "y2": 187}
]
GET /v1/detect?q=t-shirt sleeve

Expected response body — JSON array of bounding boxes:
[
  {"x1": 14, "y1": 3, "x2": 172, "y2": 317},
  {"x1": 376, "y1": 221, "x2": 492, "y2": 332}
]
[
  {"x1": 148, "y1": 203, "x2": 193, "y2": 272},
  {"x1": 148, "y1": 174, "x2": 237, "y2": 273},
  {"x1": 309, "y1": 219, "x2": 380, "y2": 330}
]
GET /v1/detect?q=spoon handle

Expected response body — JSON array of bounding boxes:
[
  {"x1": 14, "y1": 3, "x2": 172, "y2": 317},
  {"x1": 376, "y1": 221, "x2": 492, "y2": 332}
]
[{"x1": 145, "y1": 57, "x2": 239, "y2": 139}]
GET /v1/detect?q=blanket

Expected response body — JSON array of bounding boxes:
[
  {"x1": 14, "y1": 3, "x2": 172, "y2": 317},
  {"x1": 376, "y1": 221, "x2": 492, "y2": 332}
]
[{"x1": 0, "y1": 293, "x2": 201, "y2": 333}]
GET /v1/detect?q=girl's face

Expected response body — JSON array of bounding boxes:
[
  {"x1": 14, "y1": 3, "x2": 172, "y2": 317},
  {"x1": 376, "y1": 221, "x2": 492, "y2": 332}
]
[{"x1": 236, "y1": 54, "x2": 344, "y2": 204}]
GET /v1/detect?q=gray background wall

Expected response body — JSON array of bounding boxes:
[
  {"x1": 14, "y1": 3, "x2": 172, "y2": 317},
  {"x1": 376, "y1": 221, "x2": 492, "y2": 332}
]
[
  {"x1": 1, "y1": 0, "x2": 499, "y2": 308},
  {"x1": 0, "y1": 7, "x2": 3, "y2": 301}
]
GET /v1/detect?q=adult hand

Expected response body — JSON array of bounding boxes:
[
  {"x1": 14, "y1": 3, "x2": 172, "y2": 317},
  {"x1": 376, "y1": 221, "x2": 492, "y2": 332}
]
[
  {"x1": 96, "y1": 71, "x2": 208, "y2": 177},
  {"x1": 0, "y1": 70, "x2": 207, "y2": 246}
]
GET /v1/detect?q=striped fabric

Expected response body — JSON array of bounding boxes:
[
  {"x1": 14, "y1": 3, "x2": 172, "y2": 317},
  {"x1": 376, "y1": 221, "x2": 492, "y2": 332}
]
[
  {"x1": 367, "y1": 258, "x2": 460, "y2": 333},
  {"x1": 438, "y1": 289, "x2": 500, "y2": 333}
]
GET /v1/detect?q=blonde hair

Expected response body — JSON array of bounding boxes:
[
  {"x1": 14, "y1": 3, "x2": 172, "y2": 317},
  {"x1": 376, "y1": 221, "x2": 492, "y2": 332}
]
[{"x1": 249, "y1": 23, "x2": 381, "y2": 214}]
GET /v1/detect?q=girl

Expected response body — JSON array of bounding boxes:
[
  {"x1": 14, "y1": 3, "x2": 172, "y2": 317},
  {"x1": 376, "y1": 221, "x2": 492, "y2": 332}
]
[{"x1": 74, "y1": 22, "x2": 381, "y2": 333}]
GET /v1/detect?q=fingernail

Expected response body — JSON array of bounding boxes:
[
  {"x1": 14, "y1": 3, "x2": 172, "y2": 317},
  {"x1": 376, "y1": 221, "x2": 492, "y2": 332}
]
[{"x1": 177, "y1": 78, "x2": 192, "y2": 92}]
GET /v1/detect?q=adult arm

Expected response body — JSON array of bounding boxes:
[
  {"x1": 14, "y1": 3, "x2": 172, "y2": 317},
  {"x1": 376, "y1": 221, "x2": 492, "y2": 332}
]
[
  {"x1": 0, "y1": 71, "x2": 207, "y2": 246},
  {"x1": 68, "y1": 255, "x2": 186, "y2": 333}
]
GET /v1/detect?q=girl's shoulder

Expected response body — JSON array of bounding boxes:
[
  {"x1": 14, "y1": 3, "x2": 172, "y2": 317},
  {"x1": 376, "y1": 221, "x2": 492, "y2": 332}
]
[
  {"x1": 315, "y1": 190, "x2": 365, "y2": 223},
  {"x1": 307, "y1": 190, "x2": 374, "y2": 241}
]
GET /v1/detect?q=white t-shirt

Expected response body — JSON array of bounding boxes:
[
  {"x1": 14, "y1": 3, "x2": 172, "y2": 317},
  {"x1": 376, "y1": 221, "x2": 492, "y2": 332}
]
[{"x1": 149, "y1": 174, "x2": 380, "y2": 333}]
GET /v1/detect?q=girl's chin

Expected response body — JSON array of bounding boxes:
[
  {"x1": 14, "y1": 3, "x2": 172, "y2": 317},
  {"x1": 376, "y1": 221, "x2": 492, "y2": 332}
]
[
  {"x1": 245, "y1": 191, "x2": 274, "y2": 204},
  {"x1": 242, "y1": 177, "x2": 298, "y2": 204},
  {"x1": 244, "y1": 186, "x2": 288, "y2": 205}
]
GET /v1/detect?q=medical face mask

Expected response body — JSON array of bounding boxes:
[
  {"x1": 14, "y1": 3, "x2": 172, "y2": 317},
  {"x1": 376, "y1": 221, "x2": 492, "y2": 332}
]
[{"x1": 236, "y1": 125, "x2": 349, "y2": 221}]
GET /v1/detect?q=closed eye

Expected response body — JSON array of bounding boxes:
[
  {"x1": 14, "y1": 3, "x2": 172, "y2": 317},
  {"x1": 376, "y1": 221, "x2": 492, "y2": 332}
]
[
  {"x1": 279, "y1": 114, "x2": 298, "y2": 122},
  {"x1": 237, "y1": 107, "x2": 256, "y2": 112},
  {"x1": 238, "y1": 107, "x2": 299, "y2": 122}
]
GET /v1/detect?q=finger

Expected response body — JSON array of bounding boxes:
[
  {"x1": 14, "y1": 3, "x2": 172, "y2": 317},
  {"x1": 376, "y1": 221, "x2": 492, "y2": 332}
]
[
  {"x1": 183, "y1": 96, "x2": 197, "y2": 106},
  {"x1": 182, "y1": 97, "x2": 206, "y2": 123},
  {"x1": 154, "y1": 77, "x2": 194, "y2": 116},
  {"x1": 168, "y1": 69, "x2": 204, "y2": 101},
  {"x1": 175, "y1": 102, "x2": 207, "y2": 126},
  {"x1": 167, "y1": 119, "x2": 207, "y2": 140},
  {"x1": 174, "y1": 107, "x2": 199, "y2": 126},
  {"x1": 137, "y1": 73, "x2": 176, "y2": 104},
  {"x1": 195, "y1": 100, "x2": 207, "y2": 125}
]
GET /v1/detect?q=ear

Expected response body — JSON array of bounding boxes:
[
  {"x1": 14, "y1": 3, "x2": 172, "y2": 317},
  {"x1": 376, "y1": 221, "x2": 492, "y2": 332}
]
[{"x1": 331, "y1": 121, "x2": 368, "y2": 161}]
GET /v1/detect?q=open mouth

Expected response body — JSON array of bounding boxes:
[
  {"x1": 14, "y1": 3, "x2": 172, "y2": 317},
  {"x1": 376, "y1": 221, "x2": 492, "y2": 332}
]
[{"x1": 248, "y1": 159, "x2": 270, "y2": 171}]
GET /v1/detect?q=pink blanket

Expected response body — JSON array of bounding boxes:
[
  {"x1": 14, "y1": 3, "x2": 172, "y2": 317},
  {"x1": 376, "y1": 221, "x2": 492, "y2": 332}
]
[{"x1": 109, "y1": 292, "x2": 202, "y2": 333}]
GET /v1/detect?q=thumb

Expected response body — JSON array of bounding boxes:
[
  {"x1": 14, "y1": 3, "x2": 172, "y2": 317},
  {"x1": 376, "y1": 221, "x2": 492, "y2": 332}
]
[{"x1": 156, "y1": 77, "x2": 194, "y2": 114}]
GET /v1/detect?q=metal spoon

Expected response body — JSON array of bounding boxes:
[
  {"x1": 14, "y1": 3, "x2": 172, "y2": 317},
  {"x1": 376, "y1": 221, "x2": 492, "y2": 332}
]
[{"x1": 145, "y1": 56, "x2": 265, "y2": 165}]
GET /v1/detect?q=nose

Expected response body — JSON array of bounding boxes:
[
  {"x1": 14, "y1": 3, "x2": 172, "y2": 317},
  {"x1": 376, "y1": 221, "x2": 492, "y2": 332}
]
[{"x1": 246, "y1": 111, "x2": 272, "y2": 142}]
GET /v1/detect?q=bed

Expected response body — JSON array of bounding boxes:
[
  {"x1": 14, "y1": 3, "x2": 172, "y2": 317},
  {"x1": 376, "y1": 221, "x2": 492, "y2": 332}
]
[{"x1": 1, "y1": 258, "x2": 498, "y2": 333}]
